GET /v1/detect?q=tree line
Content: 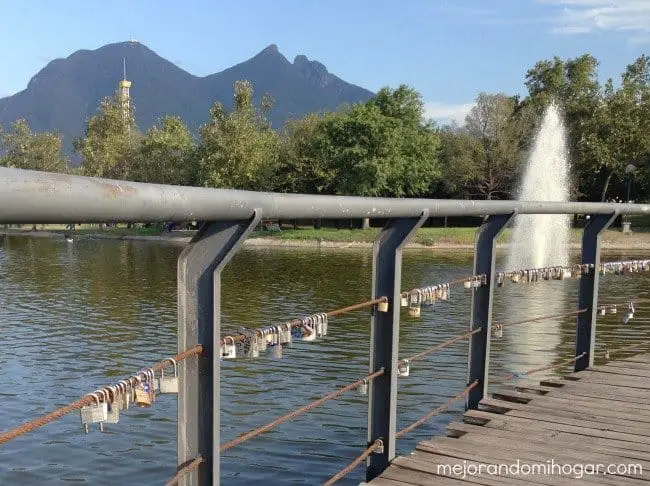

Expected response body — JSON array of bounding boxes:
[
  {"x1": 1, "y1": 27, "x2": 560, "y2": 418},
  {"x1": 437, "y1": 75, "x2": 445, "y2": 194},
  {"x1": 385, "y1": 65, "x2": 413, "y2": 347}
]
[{"x1": 1, "y1": 54, "x2": 649, "y2": 203}]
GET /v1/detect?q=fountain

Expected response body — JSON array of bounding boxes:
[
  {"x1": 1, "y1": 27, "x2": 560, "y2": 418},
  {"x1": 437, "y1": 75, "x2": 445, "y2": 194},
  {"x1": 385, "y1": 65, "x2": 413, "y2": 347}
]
[{"x1": 505, "y1": 102, "x2": 571, "y2": 271}]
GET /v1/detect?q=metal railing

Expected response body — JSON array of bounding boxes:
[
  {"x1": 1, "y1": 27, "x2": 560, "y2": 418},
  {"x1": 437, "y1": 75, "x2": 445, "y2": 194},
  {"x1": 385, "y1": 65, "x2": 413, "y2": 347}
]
[{"x1": 1, "y1": 167, "x2": 650, "y2": 485}]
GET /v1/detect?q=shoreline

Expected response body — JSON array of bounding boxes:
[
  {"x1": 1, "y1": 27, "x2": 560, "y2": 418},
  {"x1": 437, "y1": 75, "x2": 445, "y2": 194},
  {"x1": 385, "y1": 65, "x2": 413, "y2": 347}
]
[{"x1": 4, "y1": 229, "x2": 650, "y2": 251}]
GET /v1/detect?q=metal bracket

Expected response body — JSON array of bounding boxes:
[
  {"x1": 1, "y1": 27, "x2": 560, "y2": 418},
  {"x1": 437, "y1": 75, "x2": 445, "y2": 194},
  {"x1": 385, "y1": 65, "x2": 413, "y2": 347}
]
[
  {"x1": 575, "y1": 211, "x2": 618, "y2": 371},
  {"x1": 366, "y1": 210, "x2": 429, "y2": 482},
  {"x1": 467, "y1": 212, "x2": 516, "y2": 410},
  {"x1": 177, "y1": 210, "x2": 262, "y2": 486}
]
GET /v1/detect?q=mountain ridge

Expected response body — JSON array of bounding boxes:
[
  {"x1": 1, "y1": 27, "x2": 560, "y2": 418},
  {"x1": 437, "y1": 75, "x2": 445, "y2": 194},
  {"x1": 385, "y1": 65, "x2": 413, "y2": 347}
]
[{"x1": 0, "y1": 41, "x2": 374, "y2": 152}]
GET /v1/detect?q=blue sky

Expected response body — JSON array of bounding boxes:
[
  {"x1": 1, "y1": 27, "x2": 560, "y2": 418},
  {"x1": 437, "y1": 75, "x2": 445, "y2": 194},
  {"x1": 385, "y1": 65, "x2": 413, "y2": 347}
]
[{"x1": 1, "y1": 0, "x2": 649, "y2": 123}]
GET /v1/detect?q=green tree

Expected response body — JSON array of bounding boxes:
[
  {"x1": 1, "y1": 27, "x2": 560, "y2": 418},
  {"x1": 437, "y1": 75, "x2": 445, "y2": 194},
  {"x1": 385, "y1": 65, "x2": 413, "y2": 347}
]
[
  {"x1": 285, "y1": 85, "x2": 440, "y2": 197},
  {"x1": 74, "y1": 94, "x2": 140, "y2": 180},
  {"x1": 197, "y1": 80, "x2": 280, "y2": 190},
  {"x1": 0, "y1": 119, "x2": 68, "y2": 173},
  {"x1": 134, "y1": 115, "x2": 196, "y2": 186}
]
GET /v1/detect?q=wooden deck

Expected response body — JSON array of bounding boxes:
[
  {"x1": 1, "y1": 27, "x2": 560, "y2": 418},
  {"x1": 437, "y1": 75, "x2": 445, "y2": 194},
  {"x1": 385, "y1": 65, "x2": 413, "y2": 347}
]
[{"x1": 370, "y1": 354, "x2": 650, "y2": 485}]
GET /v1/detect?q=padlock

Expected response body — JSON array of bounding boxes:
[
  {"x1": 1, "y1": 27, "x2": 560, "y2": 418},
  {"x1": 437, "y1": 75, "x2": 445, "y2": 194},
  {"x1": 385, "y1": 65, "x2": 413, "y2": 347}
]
[
  {"x1": 358, "y1": 379, "x2": 368, "y2": 396},
  {"x1": 441, "y1": 284, "x2": 449, "y2": 300},
  {"x1": 104, "y1": 387, "x2": 120, "y2": 425},
  {"x1": 400, "y1": 293, "x2": 408, "y2": 307},
  {"x1": 256, "y1": 330, "x2": 267, "y2": 353},
  {"x1": 300, "y1": 316, "x2": 316, "y2": 342},
  {"x1": 496, "y1": 273, "x2": 504, "y2": 287},
  {"x1": 320, "y1": 313, "x2": 328, "y2": 336},
  {"x1": 463, "y1": 279, "x2": 472, "y2": 289},
  {"x1": 377, "y1": 298, "x2": 389, "y2": 313},
  {"x1": 80, "y1": 392, "x2": 107, "y2": 434},
  {"x1": 397, "y1": 359, "x2": 410, "y2": 378},
  {"x1": 605, "y1": 348, "x2": 610, "y2": 360},
  {"x1": 278, "y1": 323, "x2": 292, "y2": 346},
  {"x1": 510, "y1": 272, "x2": 520, "y2": 284},
  {"x1": 599, "y1": 306, "x2": 606, "y2": 316},
  {"x1": 609, "y1": 304, "x2": 617, "y2": 314},
  {"x1": 408, "y1": 290, "x2": 421, "y2": 318},
  {"x1": 148, "y1": 368, "x2": 159, "y2": 394},
  {"x1": 239, "y1": 332, "x2": 261, "y2": 356},
  {"x1": 159, "y1": 358, "x2": 179, "y2": 394},
  {"x1": 118, "y1": 380, "x2": 131, "y2": 410},
  {"x1": 491, "y1": 324, "x2": 503, "y2": 339},
  {"x1": 134, "y1": 374, "x2": 153, "y2": 407},
  {"x1": 266, "y1": 326, "x2": 278, "y2": 345},
  {"x1": 221, "y1": 336, "x2": 237, "y2": 359}
]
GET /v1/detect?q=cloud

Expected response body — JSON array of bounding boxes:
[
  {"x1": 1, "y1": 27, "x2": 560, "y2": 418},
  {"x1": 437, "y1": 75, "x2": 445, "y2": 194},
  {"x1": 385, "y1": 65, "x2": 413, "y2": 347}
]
[
  {"x1": 423, "y1": 101, "x2": 474, "y2": 124},
  {"x1": 541, "y1": 0, "x2": 650, "y2": 42}
]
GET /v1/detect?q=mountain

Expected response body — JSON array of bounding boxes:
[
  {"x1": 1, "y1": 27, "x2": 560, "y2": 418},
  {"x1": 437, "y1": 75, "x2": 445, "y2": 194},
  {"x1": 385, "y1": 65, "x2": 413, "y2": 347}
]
[{"x1": 0, "y1": 41, "x2": 374, "y2": 152}]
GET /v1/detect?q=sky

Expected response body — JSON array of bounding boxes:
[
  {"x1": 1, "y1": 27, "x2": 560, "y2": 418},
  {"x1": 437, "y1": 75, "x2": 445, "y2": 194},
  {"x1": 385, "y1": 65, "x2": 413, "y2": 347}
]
[{"x1": 0, "y1": 0, "x2": 649, "y2": 124}]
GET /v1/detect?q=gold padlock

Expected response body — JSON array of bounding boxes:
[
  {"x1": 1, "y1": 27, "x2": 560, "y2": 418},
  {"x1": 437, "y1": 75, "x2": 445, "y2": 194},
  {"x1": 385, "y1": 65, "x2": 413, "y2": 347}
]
[
  {"x1": 377, "y1": 298, "x2": 389, "y2": 313},
  {"x1": 134, "y1": 373, "x2": 153, "y2": 407}
]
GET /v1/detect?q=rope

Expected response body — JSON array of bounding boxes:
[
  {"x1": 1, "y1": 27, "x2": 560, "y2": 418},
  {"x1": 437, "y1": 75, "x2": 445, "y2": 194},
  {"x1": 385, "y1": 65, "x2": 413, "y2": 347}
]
[
  {"x1": 401, "y1": 328, "x2": 482, "y2": 364},
  {"x1": 166, "y1": 456, "x2": 204, "y2": 486},
  {"x1": 396, "y1": 380, "x2": 479, "y2": 439},
  {"x1": 490, "y1": 352, "x2": 586, "y2": 384},
  {"x1": 322, "y1": 439, "x2": 383, "y2": 486},
  {"x1": 498, "y1": 309, "x2": 586, "y2": 328},
  {"x1": 605, "y1": 339, "x2": 650, "y2": 356},
  {"x1": 220, "y1": 368, "x2": 385, "y2": 452},
  {"x1": 0, "y1": 344, "x2": 203, "y2": 446},
  {"x1": 219, "y1": 297, "x2": 387, "y2": 346}
]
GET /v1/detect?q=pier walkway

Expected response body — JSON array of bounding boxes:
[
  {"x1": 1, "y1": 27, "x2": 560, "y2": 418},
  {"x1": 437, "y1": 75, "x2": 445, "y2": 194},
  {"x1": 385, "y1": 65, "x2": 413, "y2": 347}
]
[{"x1": 371, "y1": 354, "x2": 650, "y2": 485}]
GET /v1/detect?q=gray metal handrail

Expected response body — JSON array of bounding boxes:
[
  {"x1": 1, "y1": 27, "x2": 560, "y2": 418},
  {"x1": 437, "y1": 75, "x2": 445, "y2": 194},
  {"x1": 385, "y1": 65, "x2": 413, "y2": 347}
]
[
  {"x1": 1, "y1": 167, "x2": 648, "y2": 223},
  {"x1": 0, "y1": 167, "x2": 639, "y2": 485}
]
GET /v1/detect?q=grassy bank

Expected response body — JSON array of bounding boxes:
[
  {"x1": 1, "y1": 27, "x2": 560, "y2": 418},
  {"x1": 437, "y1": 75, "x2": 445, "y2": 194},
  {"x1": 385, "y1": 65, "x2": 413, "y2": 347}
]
[{"x1": 4, "y1": 224, "x2": 650, "y2": 248}]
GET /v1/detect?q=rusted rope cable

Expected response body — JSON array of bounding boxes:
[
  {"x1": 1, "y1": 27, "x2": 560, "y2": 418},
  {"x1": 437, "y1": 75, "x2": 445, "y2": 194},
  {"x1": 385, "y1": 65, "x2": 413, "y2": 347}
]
[
  {"x1": 498, "y1": 309, "x2": 587, "y2": 328},
  {"x1": 490, "y1": 352, "x2": 586, "y2": 384},
  {"x1": 401, "y1": 328, "x2": 482, "y2": 364},
  {"x1": 0, "y1": 344, "x2": 203, "y2": 446},
  {"x1": 166, "y1": 456, "x2": 205, "y2": 486},
  {"x1": 220, "y1": 368, "x2": 385, "y2": 452},
  {"x1": 219, "y1": 297, "x2": 388, "y2": 346},
  {"x1": 396, "y1": 380, "x2": 479, "y2": 439},
  {"x1": 323, "y1": 439, "x2": 383, "y2": 486}
]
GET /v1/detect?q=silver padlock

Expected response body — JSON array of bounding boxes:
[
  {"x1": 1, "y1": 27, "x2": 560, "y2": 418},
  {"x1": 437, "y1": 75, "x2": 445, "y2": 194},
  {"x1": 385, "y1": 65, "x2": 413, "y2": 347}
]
[
  {"x1": 463, "y1": 279, "x2": 472, "y2": 289},
  {"x1": 441, "y1": 284, "x2": 449, "y2": 300},
  {"x1": 408, "y1": 290, "x2": 421, "y2": 318},
  {"x1": 147, "y1": 368, "x2": 158, "y2": 396},
  {"x1": 624, "y1": 302, "x2": 635, "y2": 324},
  {"x1": 319, "y1": 313, "x2": 328, "y2": 336},
  {"x1": 104, "y1": 387, "x2": 120, "y2": 425},
  {"x1": 301, "y1": 316, "x2": 316, "y2": 342},
  {"x1": 278, "y1": 323, "x2": 292, "y2": 346},
  {"x1": 159, "y1": 358, "x2": 179, "y2": 394},
  {"x1": 117, "y1": 380, "x2": 131, "y2": 410},
  {"x1": 610, "y1": 304, "x2": 618, "y2": 314},
  {"x1": 400, "y1": 293, "x2": 409, "y2": 307},
  {"x1": 256, "y1": 330, "x2": 267, "y2": 353},
  {"x1": 221, "y1": 336, "x2": 237, "y2": 359},
  {"x1": 80, "y1": 392, "x2": 107, "y2": 433},
  {"x1": 397, "y1": 360, "x2": 410, "y2": 378},
  {"x1": 358, "y1": 379, "x2": 368, "y2": 396},
  {"x1": 491, "y1": 324, "x2": 503, "y2": 339},
  {"x1": 599, "y1": 306, "x2": 606, "y2": 316}
]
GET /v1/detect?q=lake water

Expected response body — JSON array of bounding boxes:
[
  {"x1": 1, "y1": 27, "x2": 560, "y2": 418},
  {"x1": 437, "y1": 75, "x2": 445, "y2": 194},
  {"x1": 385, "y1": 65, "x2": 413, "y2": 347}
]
[{"x1": 1, "y1": 236, "x2": 649, "y2": 485}]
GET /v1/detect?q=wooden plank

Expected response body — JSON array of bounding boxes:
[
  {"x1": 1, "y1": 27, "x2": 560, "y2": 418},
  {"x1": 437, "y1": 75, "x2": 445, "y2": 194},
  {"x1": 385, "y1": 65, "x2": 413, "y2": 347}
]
[
  {"x1": 591, "y1": 365, "x2": 650, "y2": 378},
  {"x1": 513, "y1": 380, "x2": 650, "y2": 400},
  {"x1": 463, "y1": 410, "x2": 650, "y2": 445},
  {"x1": 597, "y1": 361, "x2": 650, "y2": 371},
  {"x1": 381, "y1": 466, "x2": 482, "y2": 485},
  {"x1": 480, "y1": 397, "x2": 650, "y2": 427},
  {"x1": 562, "y1": 372, "x2": 650, "y2": 390},
  {"x1": 493, "y1": 388, "x2": 650, "y2": 410},
  {"x1": 446, "y1": 422, "x2": 650, "y2": 458}
]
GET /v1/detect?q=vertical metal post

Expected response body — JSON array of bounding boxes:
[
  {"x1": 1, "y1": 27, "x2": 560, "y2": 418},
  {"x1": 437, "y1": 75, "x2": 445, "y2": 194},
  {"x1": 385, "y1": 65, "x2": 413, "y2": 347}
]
[
  {"x1": 467, "y1": 212, "x2": 515, "y2": 410},
  {"x1": 366, "y1": 210, "x2": 429, "y2": 481},
  {"x1": 177, "y1": 210, "x2": 262, "y2": 486},
  {"x1": 575, "y1": 211, "x2": 618, "y2": 371}
]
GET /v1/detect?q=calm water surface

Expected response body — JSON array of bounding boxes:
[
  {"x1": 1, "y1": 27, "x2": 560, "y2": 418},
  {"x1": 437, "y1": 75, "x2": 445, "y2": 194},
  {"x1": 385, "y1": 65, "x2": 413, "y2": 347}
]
[{"x1": 1, "y1": 236, "x2": 649, "y2": 485}]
